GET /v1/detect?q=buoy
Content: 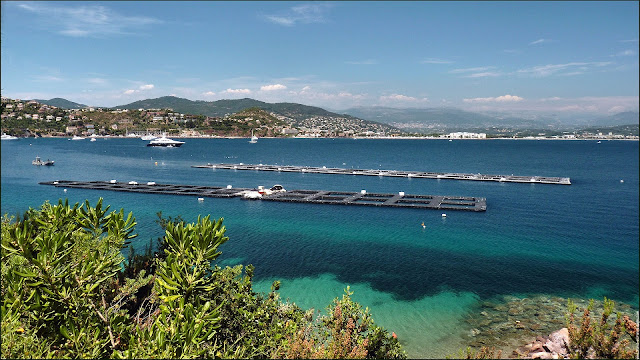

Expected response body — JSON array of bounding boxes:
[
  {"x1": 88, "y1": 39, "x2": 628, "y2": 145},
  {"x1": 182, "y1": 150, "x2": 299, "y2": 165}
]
[
  {"x1": 421, "y1": 222, "x2": 426, "y2": 229},
  {"x1": 442, "y1": 213, "x2": 447, "y2": 217},
  {"x1": 620, "y1": 179, "x2": 624, "y2": 183},
  {"x1": 63, "y1": 189, "x2": 67, "y2": 192},
  {"x1": 155, "y1": 162, "x2": 158, "y2": 165},
  {"x1": 361, "y1": 190, "x2": 366, "y2": 194},
  {"x1": 227, "y1": 185, "x2": 232, "y2": 189},
  {"x1": 197, "y1": 198, "x2": 204, "y2": 202}
]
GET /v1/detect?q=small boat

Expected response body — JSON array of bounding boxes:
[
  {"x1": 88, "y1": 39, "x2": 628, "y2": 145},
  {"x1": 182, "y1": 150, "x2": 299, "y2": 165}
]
[
  {"x1": 147, "y1": 134, "x2": 185, "y2": 147},
  {"x1": 1, "y1": 133, "x2": 18, "y2": 140},
  {"x1": 597, "y1": 140, "x2": 602, "y2": 144},
  {"x1": 90, "y1": 137, "x2": 97, "y2": 142},
  {"x1": 32, "y1": 156, "x2": 54, "y2": 166},
  {"x1": 249, "y1": 130, "x2": 258, "y2": 143},
  {"x1": 71, "y1": 135, "x2": 84, "y2": 140}
]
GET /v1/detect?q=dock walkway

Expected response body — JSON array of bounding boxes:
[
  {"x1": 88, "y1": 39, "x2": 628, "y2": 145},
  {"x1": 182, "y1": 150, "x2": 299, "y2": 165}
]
[
  {"x1": 40, "y1": 180, "x2": 487, "y2": 212},
  {"x1": 192, "y1": 163, "x2": 571, "y2": 185}
]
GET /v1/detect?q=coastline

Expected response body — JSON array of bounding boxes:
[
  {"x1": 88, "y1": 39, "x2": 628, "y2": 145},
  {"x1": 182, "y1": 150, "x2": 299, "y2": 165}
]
[{"x1": 22, "y1": 135, "x2": 640, "y2": 141}]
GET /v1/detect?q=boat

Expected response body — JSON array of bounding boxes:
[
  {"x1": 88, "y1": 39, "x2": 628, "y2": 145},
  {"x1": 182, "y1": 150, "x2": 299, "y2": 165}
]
[
  {"x1": 239, "y1": 184, "x2": 286, "y2": 199},
  {"x1": 90, "y1": 137, "x2": 97, "y2": 142},
  {"x1": 1, "y1": 133, "x2": 18, "y2": 140},
  {"x1": 32, "y1": 156, "x2": 54, "y2": 166},
  {"x1": 71, "y1": 135, "x2": 84, "y2": 140},
  {"x1": 147, "y1": 134, "x2": 185, "y2": 147},
  {"x1": 249, "y1": 130, "x2": 258, "y2": 143},
  {"x1": 597, "y1": 140, "x2": 602, "y2": 144}
]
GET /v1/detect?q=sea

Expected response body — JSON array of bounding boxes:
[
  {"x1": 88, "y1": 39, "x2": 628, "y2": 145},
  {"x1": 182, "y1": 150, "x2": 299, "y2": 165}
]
[{"x1": 1, "y1": 137, "x2": 638, "y2": 358}]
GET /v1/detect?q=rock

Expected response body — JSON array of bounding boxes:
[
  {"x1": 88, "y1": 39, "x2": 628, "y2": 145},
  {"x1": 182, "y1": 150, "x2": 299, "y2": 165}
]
[
  {"x1": 544, "y1": 328, "x2": 569, "y2": 356},
  {"x1": 530, "y1": 351, "x2": 554, "y2": 359}
]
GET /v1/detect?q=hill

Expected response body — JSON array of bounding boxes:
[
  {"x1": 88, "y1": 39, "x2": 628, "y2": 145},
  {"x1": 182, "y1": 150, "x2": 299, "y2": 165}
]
[
  {"x1": 34, "y1": 98, "x2": 87, "y2": 109},
  {"x1": 115, "y1": 96, "x2": 401, "y2": 135},
  {"x1": 590, "y1": 111, "x2": 639, "y2": 127}
]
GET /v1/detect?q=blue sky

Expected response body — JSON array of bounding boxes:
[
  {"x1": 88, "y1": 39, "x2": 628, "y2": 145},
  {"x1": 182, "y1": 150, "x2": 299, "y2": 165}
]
[{"x1": 1, "y1": 1, "x2": 638, "y2": 114}]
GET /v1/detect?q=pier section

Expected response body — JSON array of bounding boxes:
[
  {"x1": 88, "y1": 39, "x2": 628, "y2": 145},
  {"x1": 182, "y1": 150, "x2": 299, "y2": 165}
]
[
  {"x1": 193, "y1": 163, "x2": 571, "y2": 185},
  {"x1": 40, "y1": 180, "x2": 487, "y2": 212}
]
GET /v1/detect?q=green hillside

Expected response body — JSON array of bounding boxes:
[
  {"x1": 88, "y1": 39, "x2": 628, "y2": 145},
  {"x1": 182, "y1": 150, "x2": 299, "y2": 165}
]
[{"x1": 34, "y1": 98, "x2": 87, "y2": 109}]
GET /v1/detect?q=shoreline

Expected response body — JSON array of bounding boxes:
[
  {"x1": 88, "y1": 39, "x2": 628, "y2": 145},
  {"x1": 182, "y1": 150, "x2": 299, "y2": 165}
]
[{"x1": 10, "y1": 135, "x2": 639, "y2": 141}]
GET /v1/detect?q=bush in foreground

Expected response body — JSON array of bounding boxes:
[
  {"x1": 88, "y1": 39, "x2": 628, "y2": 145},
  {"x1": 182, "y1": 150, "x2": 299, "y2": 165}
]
[{"x1": 1, "y1": 198, "x2": 405, "y2": 359}]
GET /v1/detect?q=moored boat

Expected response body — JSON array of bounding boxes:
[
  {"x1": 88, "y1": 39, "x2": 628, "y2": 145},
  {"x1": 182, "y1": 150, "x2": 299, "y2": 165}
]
[
  {"x1": 1, "y1": 133, "x2": 19, "y2": 140},
  {"x1": 147, "y1": 134, "x2": 185, "y2": 147},
  {"x1": 32, "y1": 156, "x2": 54, "y2": 166}
]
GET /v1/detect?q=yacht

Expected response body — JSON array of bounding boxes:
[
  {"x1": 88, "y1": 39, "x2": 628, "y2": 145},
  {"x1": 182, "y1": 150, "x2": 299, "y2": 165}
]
[
  {"x1": 1, "y1": 133, "x2": 18, "y2": 140},
  {"x1": 249, "y1": 130, "x2": 258, "y2": 143},
  {"x1": 32, "y1": 156, "x2": 54, "y2": 166},
  {"x1": 71, "y1": 135, "x2": 84, "y2": 140},
  {"x1": 147, "y1": 134, "x2": 185, "y2": 147}
]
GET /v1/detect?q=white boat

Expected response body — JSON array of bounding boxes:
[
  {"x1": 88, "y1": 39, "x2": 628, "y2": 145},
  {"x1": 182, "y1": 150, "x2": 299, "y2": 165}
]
[
  {"x1": 249, "y1": 130, "x2": 258, "y2": 143},
  {"x1": 147, "y1": 134, "x2": 185, "y2": 147},
  {"x1": 90, "y1": 137, "x2": 97, "y2": 142},
  {"x1": 71, "y1": 135, "x2": 84, "y2": 140},
  {"x1": 1, "y1": 133, "x2": 18, "y2": 140},
  {"x1": 32, "y1": 156, "x2": 54, "y2": 166}
]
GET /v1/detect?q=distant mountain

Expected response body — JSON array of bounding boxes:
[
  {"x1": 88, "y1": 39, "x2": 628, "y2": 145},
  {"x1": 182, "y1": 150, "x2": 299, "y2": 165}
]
[
  {"x1": 34, "y1": 98, "x2": 87, "y2": 109},
  {"x1": 590, "y1": 111, "x2": 639, "y2": 127},
  {"x1": 341, "y1": 106, "x2": 548, "y2": 131}
]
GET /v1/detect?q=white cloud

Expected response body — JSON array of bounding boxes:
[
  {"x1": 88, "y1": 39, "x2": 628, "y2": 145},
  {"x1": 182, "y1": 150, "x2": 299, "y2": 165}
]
[
  {"x1": 223, "y1": 88, "x2": 251, "y2": 94},
  {"x1": 301, "y1": 86, "x2": 311, "y2": 92},
  {"x1": 378, "y1": 94, "x2": 428, "y2": 104},
  {"x1": 139, "y1": 84, "x2": 154, "y2": 90},
  {"x1": 202, "y1": 91, "x2": 216, "y2": 96},
  {"x1": 15, "y1": 2, "x2": 162, "y2": 37},
  {"x1": 463, "y1": 95, "x2": 523, "y2": 103},
  {"x1": 260, "y1": 84, "x2": 287, "y2": 91},
  {"x1": 87, "y1": 78, "x2": 107, "y2": 85},
  {"x1": 123, "y1": 89, "x2": 136, "y2": 95},
  {"x1": 263, "y1": 3, "x2": 332, "y2": 27},
  {"x1": 421, "y1": 58, "x2": 453, "y2": 64}
]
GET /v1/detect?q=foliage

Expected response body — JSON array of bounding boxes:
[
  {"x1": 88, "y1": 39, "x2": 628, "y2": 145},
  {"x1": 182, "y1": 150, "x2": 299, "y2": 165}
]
[
  {"x1": 566, "y1": 298, "x2": 638, "y2": 359},
  {"x1": 2, "y1": 199, "x2": 405, "y2": 359}
]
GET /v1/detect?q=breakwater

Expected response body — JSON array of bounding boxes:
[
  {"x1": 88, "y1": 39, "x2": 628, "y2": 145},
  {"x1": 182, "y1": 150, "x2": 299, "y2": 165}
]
[{"x1": 192, "y1": 163, "x2": 571, "y2": 185}]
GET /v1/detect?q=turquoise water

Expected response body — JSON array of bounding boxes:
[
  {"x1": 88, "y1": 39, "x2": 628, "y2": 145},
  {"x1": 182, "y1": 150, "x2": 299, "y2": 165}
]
[{"x1": 2, "y1": 138, "x2": 638, "y2": 357}]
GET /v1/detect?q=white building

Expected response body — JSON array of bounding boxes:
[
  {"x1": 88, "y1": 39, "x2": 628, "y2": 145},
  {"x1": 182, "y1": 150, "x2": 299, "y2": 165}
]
[{"x1": 448, "y1": 132, "x2": 487, "y2": 139}]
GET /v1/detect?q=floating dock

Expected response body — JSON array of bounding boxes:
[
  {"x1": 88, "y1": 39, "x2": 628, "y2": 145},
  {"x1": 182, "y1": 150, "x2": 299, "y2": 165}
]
[
  {"x1": 192, "y1": 163, "x2": 571, "y2": 185},
  {"x1": 39, "y1": 180, "x2": 487, "y2": 212}
]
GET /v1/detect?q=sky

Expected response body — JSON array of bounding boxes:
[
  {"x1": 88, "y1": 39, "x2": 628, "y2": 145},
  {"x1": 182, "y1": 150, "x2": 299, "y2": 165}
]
[{"x1": 1, "y1": 1, "x2": 638, "y2": 114}]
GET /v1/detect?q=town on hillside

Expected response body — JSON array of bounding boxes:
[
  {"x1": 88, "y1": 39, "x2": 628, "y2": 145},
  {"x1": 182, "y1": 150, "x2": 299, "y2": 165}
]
[{"x1": 1, "y1": 96, "x2": 637, "y2": 140}]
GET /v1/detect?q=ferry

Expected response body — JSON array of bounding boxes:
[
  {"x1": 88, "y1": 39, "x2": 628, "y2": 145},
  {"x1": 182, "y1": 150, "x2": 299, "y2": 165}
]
[{"x1": 147, "y1": 134, "x2": 185, "y2": 147}]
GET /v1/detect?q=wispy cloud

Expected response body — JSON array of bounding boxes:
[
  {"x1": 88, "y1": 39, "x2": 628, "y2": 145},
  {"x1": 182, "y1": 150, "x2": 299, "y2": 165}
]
[
  {"x1": 260, "y1": 84, "x2": 287, "y2": 91},
  {"x1": 420, "y1": 58, "x2": 453, "y2": 64},
  {"x1": 618, "y1": 39, "x2": 639, "y2": 43},
  {"x1": 202, "y1": 91, "x2": 216, "y2": 96},
  {"x1": 463, "y1": 72, "x2": 501, "y2": 78},
  {"x1": 379, "y1": 94, "x2": 428, "y2": 104},
  {"x1": 449, "y1": 66, "x2": 495, "y2": 74},
  {"x1": 263, "y1": 3, "x2": 332, "y2": 26},
  {"x1": 32, "y1": 75, "x2": 64, "y2": 82},
  {"x1": 87, "y1": 78, "x2": 108, "y2": 85},
  {"x1": 345, "y1": 59, "x2": 378, "y2": 65},
  {"x1": 15, "y1": 2, "x2": 162, "y2": 37},
  {"x1": 613, "y1": 49, "x2": 637, "y2": 57},
  {"x1": 463, "y1": 95, "x2": 523, "y2": 103},
  {"x1": 517, "y1": 62, "x2": 612, "y2": 77},
  {"x1": 529, "y1": 38, "x2": 551, "y2": 45}
]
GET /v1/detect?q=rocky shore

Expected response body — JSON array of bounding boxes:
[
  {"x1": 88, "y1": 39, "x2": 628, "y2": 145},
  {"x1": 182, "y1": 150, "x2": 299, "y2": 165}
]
[{"x1": 459, "y1": 294, "x2": 637, "y2": 359}]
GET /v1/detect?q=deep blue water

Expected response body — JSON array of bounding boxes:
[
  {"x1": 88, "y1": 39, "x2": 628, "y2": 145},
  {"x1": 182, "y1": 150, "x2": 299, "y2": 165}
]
[{"x1": 2, "y1": 137, "x2": 638, "y2": 357}]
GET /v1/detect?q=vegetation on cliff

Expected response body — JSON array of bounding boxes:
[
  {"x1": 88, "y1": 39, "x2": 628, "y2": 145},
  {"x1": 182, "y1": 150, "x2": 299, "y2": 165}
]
[{"x1": 1, "y1": 199, "x2": 405, "y2": 359}]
